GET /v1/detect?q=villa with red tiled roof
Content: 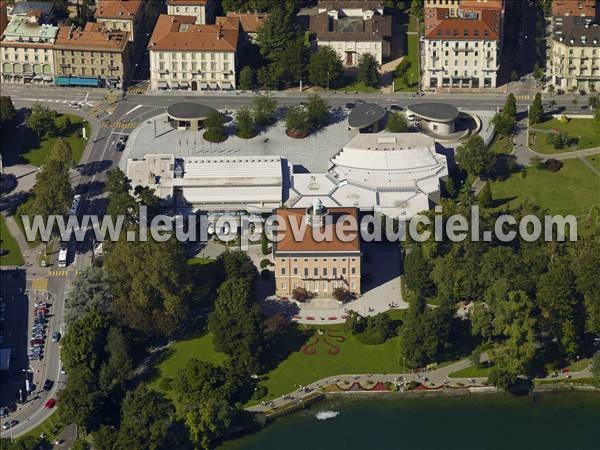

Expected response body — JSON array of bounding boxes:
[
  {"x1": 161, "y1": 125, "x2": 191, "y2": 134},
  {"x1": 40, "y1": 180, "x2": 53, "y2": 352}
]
[
  {"x1": 423, "y1": 0, "x2": 505, "y2": 90},
  {"x1": 148, "y1": 14, "x2": 239, "y2": 92},
  {"x1": 166, "y1": 0, "x2": 216, "y2": 25},
  {"x1": 273, "y1": 202, "x2": 362, "y2": 298}
]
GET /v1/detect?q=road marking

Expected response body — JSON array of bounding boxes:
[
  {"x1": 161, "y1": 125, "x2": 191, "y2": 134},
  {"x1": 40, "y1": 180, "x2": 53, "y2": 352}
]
[
  {"x1": 30, "y1": 278, "x2": 48, "y2": 291},
  {"x1": 123, "y1": 105, "x2": 143, "y2": 116},
  {"x1": 49, "y1": 270, "x2": 69, "y2": 277}
]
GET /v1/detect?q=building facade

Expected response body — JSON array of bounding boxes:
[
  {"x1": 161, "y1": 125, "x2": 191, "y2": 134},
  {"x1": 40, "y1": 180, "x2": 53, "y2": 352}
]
[
  {"x1": 148, "y1": 14, "x2": 238, "y2": 91},
  {"x1": 423, "y1": 0, "x2": 504, "y2": 89},
  {"x1": 53, "y1": 23, "x2": 130, "y2": 88},
  {"x1": 309, "y1": 0, "x2": 392, "y2": 66},
  {"x1": 166, "y1": 0, "x2": 214, "y2": 25},
  {"x1": 550, "y1": 15, "x2": 600, "y2": 92},
  {"x1": 0, "y1": 16, "x2": 57, "y2": 84},
  {"x1": 273, "y1": 202, "x2": 362, "y2": 299}
]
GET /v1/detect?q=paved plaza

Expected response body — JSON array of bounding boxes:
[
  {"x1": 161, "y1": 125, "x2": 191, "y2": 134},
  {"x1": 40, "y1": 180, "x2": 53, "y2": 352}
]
[{"x1": 120, "y1": 109, "x2": 356, "y2": 173}]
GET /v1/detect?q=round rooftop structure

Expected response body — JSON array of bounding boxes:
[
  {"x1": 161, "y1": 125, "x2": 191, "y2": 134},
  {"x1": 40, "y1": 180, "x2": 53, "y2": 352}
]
[
  {"x1": 348, "y1": 103, "x2": 386, "y2": 132},
  {"x1": 167, "y1": 103, "x2": 216, "y2": 120},
  {"x1": 406, "y1": 103, "x2": 461, "y2": 136},
  {"x1": 167, "y1": 103, "x2": 216, "y2": 131},
  {"x1": 407, "y1": 103, "x2": 460, "y2": 123}
]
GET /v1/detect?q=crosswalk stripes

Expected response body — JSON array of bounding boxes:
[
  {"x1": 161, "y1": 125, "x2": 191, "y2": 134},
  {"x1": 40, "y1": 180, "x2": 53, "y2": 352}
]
[
  {"x1": 30, "y1": 278, "x2": 48, "y2": 291},
  {"x1": 515, "y1": 95, "x2": 531, "y2": 100},
  {"x1": 127, "y1": 87, "x2": 147, "y2": 95},
  {"x1": 49, "y1": 269, "x2": 69, "y2": 277},
  {"x1": 101, "y1": 120, "x2": 138, "y2": 129}
]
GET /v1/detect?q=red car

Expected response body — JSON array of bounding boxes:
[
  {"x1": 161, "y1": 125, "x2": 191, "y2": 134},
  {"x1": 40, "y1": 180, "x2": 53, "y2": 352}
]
[
  {"x1": 44, "y1": 398, "x2": 56, "y2": 409},
  {"x1": 30, "y1": 339, "x2": 44, "y2": 346}
]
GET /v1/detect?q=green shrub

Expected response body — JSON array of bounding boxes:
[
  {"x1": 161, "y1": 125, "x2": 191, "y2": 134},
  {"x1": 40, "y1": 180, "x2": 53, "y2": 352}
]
[
  {"x1": 254, "y1": 384, "x2": 268, "y2": 400},
  {"x1": 260, "y1": 258, "x2": 272, "y2": 269}
]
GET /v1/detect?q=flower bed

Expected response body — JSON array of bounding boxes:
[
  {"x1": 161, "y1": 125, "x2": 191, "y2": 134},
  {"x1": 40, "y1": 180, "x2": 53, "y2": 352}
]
[{"x1": 286, "y1": 129, "x2": 308, "y2": 139}]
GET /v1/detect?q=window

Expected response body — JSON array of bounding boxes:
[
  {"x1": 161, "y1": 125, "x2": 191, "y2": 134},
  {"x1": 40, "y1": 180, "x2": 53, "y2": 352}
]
[
  {"x1": 304, "y1": 268, "x2": 308, "y2": 277},
  {"x1": 323, "y1": 268, "x2": 328, "y2": 276},
  {"x1": 342, "y1": 267, "x2": 347, "y2": 275},
  {"x1": 282, "y1": 282, "x2": 286, "y2": 290},
  {"x1": 281, "y1": 267, "x2": 285, "y2": 275},
  {"x1": 333, "y1": 268, "x2": 337, "y2": 276},
  {"x1": 351, "y1": 267, "x2": 356, "y2": 274},
  {"x1": 293, "y1": 267, "x2": 298, "y2": 275},
  {"x1": 314, "y1": 268, "x2": 318, "y2": 276}
]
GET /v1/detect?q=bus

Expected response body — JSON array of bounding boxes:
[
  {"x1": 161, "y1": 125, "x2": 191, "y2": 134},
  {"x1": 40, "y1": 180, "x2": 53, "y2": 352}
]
[{"x1": 58, "y1": 248, "x2": 68, "y2": 268}]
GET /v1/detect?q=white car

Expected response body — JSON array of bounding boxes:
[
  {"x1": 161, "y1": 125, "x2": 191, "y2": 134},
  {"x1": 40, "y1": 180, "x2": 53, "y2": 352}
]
[{"x1": 58, "y1": 248, "x2": 68, "y2": 268}]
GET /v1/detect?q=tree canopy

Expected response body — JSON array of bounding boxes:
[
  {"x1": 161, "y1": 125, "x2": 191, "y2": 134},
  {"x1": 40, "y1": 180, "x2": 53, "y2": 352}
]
[
  {"x1": 455, "y1": 135, "x2": 494, "y2": 176},
  {"x1": 308, "y1": 46, "x2": 343, "y2": 89}
]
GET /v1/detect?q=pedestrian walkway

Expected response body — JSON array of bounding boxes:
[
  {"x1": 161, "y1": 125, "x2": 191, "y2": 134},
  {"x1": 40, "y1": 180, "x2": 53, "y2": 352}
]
[
  {"x1": 48, "y1": 269, "x2": 70, "y2": 278},
  {"x1": 30, "y1": 278, "x2": 48, "y2": 291},
  {"x1": 578, "y1": 155, "x2": 600, "y2": 177}
]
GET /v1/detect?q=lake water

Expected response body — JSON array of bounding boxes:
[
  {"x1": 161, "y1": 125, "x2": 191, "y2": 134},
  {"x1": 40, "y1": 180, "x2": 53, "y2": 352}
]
[{"x1": 220, "y1": 392, "x2": 600, "y2": 450}]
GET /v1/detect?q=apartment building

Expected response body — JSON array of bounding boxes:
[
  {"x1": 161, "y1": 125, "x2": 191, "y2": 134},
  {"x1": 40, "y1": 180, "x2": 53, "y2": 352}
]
[
  {"x1": 166, "y1": 0, "x2": 214, "y2": 25},
  {"x1": 423, "y1": 0, "x2": 504, "y2": 89},
  {"x1": 550, "y1": 15, "x2": 600, "y2": 92},
  {"x1": 0, "y1": 16, "x2": 58, "y2": 84},
  {"x1": 308, "y1": 0, "x2": 392, "y2": 66},
  {"x1": 551, "y1": 0, "x2": 597, "y2": 18},
  {"x1": 148, "y1": 14, "x2": 238, "y2": 91},
  {"x1": 53, "y1": 22, "x2": 131, "y2": 88},
  {"x1": 273, "y1": 201, "x2": 362, "y2": 299}
]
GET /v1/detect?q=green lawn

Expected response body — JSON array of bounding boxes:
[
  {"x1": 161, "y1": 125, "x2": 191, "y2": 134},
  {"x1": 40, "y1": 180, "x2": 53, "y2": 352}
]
[
  {"x1": 0, "y1": 214, "x2": 24, "y2": 266},
  {"x1": 489, "y1": 134, "x2": 513, "y2": 155},
  {"x1": 407, "y1": 15, "x2": 419, "y2": 33},
  {"x1": 448, "y1": 364, "x2": 493, "y2": 379},
  {"x1": 394, "y1": 33, "x2": 419, "y2": 92},
  {"x1": 567, "y1": 358, "x2": 590, "y2": 372},
  {"x1": 491, "y1": 158, "x2": 600, "y2": 217},
  {"x1": 337, "y1": 81, "x2": 380, "y2": 93},
  {"x1": 530, "y1": 118, "x2": 600, "y2": 154},
  {"x1": 151, "y1": 325, "x2": 403, "y2": 406},
  {"x1": 586, "y1": 155, "x2": 600, "y2": 170},
  {"x1": 20, "y1": 410, "x2": 61, "y2": 440},
  {"x1": 20, "y1": 114, "x2": 90, "y2": 166}
]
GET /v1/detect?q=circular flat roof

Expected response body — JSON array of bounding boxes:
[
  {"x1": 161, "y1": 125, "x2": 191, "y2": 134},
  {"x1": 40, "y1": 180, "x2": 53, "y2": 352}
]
[
  {"x1": 167, "y1": 102, "x2": 216, "y2": 120},
  {"x1": 408, "y1": 103, "x2": 459, "y2": 122},
  {"x1": 348, "y1": 103, "x2": 386, "y2": 129}
]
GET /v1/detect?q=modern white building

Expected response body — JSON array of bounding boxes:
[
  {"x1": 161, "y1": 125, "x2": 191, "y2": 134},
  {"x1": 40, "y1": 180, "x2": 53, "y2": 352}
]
[
  {"x1": 308, "y1": 0, "x2": 392, "y2": 66},
  {"x1": 148, "y1": 14, "x2": 238, "y2": 91},
  {"x1": 423, "y1": 1, "x2": 504, "y2": 89},
  {"x1": 126, "y1": 154, "x2": 288, "y2": 214},
  {"x1": 287, "y1": 133, "x2": 449, "y2": 219},
  {"x1": 0, "y1": 16, "x2": 58, "y2": 84}
]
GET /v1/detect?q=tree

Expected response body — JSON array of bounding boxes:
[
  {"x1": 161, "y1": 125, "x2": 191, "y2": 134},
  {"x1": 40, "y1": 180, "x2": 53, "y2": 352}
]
[
  {"x1": 26, "y1": 103, "x2": 56, "y2": 138},
  {"x1": 308, "y1": 46, "x2": 343, "y2": 89},
  {"x1": 216, "y1": 250, "x2": 257, "y2": 285},
  {"x1": 105, "y1": 237, "x2": 192, "y2": 336},
  {"x1": 253, "y1": 94, "x2": 277, "y2": 126},
  {"x1": 332, "y1": 287, "x2": 355, "y2": 303},
  {"x1": 455, "y1": 135, "x2": 493, "y2": 176},
  {"x1": 256, "y1": 64, "x2": 280, "y2": 90},
  {"x1": 306, "y1": 94, "x2": 329, "y2": 130},
  {"x1": 403, "y1": 244, "x2": 434, "y2": 298},
  {"x1": 208, "y1": 278, "x2": 265, "y2": 374},
  {"x1": 357, "y1": 53, "x2": 380, "y2": 88},
  {"x1": 504, "y1": 93, "x2": 517, "y2": 122},
  {"x1": 239, "y1": 66, "x2": 255, "y2": 91},
  {"x1": 50, "y1": 138, "x2": 73, "y2": 167},
  {"x1": 271, "y1": 35, "x2": 308, "y2": 86},
  {"x1": 61, "y1": 310, "x2": 108, "y2": 371},
  {"x1": 285, "y1": 106, "x2": 310, "y2": 135},
  {"x1": 478, "y1": 182, "x2": 493, "y2": 208},
  {"x1": 114, "y1": 386, "x2": 178, "y2": 450},
  {"x1": 66, "y1": 266, "x2": 113, "y2": 324},
  {"x1": 105, "y1": 168, "x2": 136, "y2": 220},
  {"x1": 546, "y1": 130, "x2": 571, "y2": 149},
  {"x1": 58, "y1": 365, "x2": 103, "y2": 431},
  {"x1": 29, "y1": 159, "x2": 73, "y2": 225},
  {"x1": 185, "y1": 398, "x2": 239, "y2": 450},
  {"x1": 394, "y1": 59, "x2": 411, "y2": 79},
  {"x1": 386, "y1": 113, "x2": 409, "y2": 132},
  {"x1": 204, "y1": 110, "x2": 226, "y2": 142},
  {"x1": 491, "y1": 112, "x2": 514, "y2": 137},
  {"x1": 411, "y1": 0, "x2": 424, "y2": 21},
  {"x1": 235, "y1": 107, "x2": 256, "y2": 139},
  {"x1": 0, "y1": 96, "x2": 16, "y2": 129},
  {"x1": 528, "y1": 92, "x2": 544, "y2": 124},
  {"x1": 92, "y1": 426, "x2": 118, "y2": 450},
  {"x1": 255, "y1": 4, "x2": 299, "y2": 62},
  {"x1": 292, "y1": 286, "x2": 310, "y2": 302}
]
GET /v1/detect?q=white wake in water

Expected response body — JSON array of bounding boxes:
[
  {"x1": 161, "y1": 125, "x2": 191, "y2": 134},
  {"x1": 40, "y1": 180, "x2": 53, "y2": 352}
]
[{"x1": 315, "y1": 410, "x2": 340, "y2": 420}]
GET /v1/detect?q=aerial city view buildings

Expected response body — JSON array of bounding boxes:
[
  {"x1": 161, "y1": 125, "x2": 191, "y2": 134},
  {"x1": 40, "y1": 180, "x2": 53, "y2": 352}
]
[{"x1": 0, "y1": 1, "x2": 599, "y2": 449}]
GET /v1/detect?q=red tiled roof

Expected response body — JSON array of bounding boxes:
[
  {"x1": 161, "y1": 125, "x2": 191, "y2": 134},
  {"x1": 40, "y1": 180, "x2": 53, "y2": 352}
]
[
  {"x1": 95, "y1": 0, "x2": 144, "y2": 19},
  {"x1": 274, "y1": 208, "x2": 360, "y2": 253},
  {"x1": 167, "y1": 0, "x2": 208, "y2": 5},
  {"x1": 55, "y1": 22, "x2": 129, "y2": 51},
  {"x1": 149, "y1": 14, "x2": 238, "y2": 52},
  {"x1": 552, "y1": 0, "x2": 596, "y2": 17},
  {"x1": 425, "y1": 6, "x2": 502, "y2": 40},
  {"x1": 225, "y1": 11, "x2": 267, "y2": 33}
]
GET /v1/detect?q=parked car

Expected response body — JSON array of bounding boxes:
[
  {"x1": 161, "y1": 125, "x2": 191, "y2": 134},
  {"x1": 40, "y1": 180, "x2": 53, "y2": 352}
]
[
  {"x1": 68, "y1": 101, "x2": 81, "y2": 109},
  {"x1": 51, "y1": 331, "x2": 61, "y2": 343},
  {"x1": 44, "y1": 399, "x2": 56, "y2": 409},
  {"x1": 43, "y1": 379, "x2": 54, "y2": 391},
  {"x1": 390, "y1": 104, "x2": 403, "y2": 111},
  {"x1": 30, "y1": 339, "x2": 44, "y2": 346},
  {"x1": 2, "y1": 419, "x2": 18, "y2": 430},
  {"x1": 345, "y1": 102, "x2": 356, "y2": 109}
]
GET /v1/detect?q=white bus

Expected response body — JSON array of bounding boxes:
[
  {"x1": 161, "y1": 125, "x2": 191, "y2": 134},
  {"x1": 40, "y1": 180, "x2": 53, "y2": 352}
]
[{"x1": 58, "y1": 248, "x2": 68, "y2": 268}]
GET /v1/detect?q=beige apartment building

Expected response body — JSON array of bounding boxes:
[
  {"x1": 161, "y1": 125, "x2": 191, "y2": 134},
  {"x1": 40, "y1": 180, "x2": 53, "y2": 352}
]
[
  {"x1": 273, "y1": 201, "x2": 362, "y2": 299},
  {"x1": 53, "y1": 22, "x2": 131, "y2": 88},
  {"x1": 551, "y1": 15, "x2": 600, "y2": 92},
  {"x1": 167, "y1": 0, "x2": 214, "y2": 25},
  {"x1": 0, "y1": 15, "x2": 58, "y2": 84},
  {"x1": 148, "y1": 14, "x2": 238, "y2": 91}
]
